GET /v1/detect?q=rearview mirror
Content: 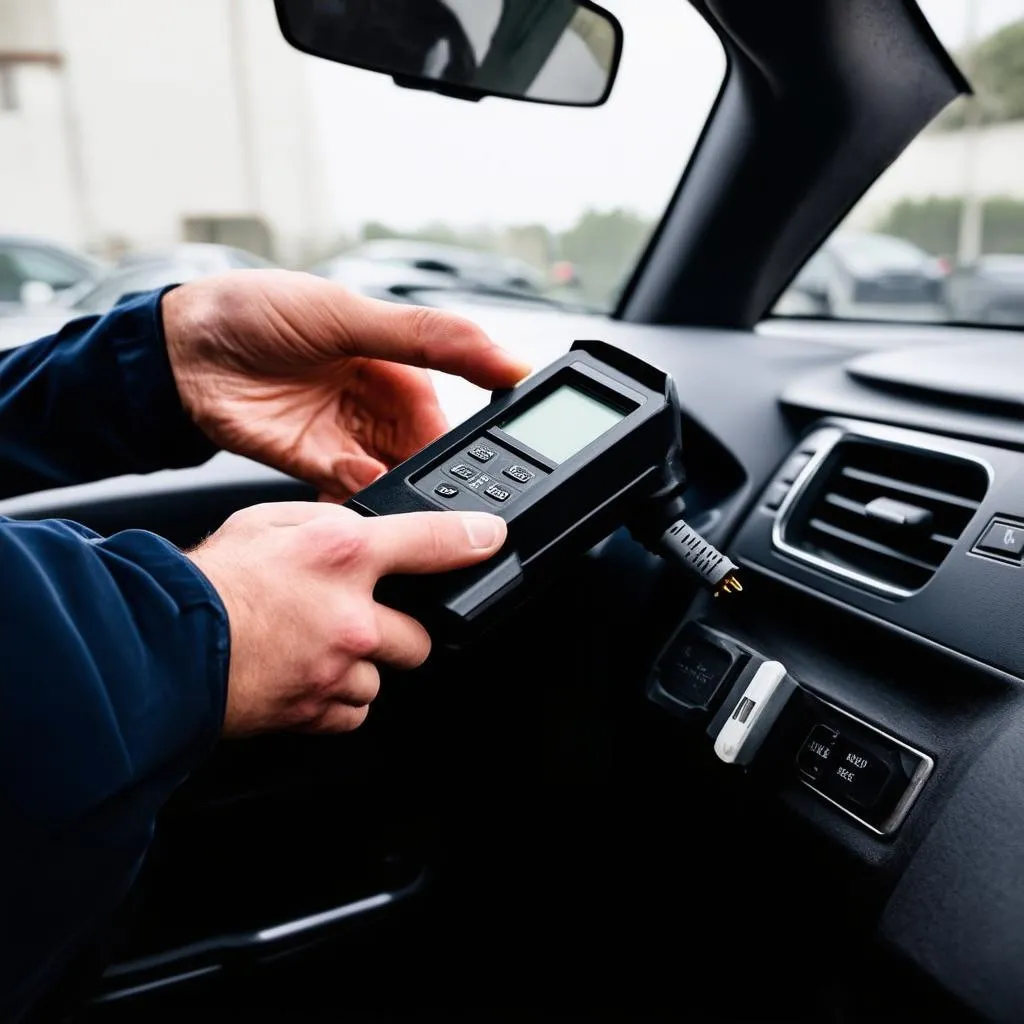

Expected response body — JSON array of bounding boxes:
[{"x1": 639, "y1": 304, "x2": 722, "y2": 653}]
[{"x1": 274, "y1": 0, "x2": 622, "y2": 107}]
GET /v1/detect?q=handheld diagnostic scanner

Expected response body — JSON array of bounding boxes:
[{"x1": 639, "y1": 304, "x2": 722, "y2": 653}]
[{"x1": 345, "y1": 339, "x2": 739, "y2": 645}]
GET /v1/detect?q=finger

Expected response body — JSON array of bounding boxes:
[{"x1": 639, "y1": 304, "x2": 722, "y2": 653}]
[
  {"x1": 297, "y1": 702, "x2": 371, "y2": 735},
  {"x1": 299, "y1": 453, "x2": 387, "y2": 502},
  {"x1": 372, "y1": 604, "x2": 432, "y2": 670},
  {"x1": 341, "y1": 294, "x2": 532, "y2": 390},
  {"x1": 328, "y1": 453, "x2": 387, "y2": 498},
  {"x1": 331, "y1": 658, "x2": 381, "y2": 707},
  {"x1": 364, "y1": 510, "x2": 507, "y2": 577}
]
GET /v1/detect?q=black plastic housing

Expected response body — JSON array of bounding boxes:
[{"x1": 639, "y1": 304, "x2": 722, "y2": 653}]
[{"x1": 345, "y1": 340, "x2": 681, "y2": 645}]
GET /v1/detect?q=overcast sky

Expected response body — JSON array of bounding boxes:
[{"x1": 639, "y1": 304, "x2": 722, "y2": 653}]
[
  {"x1": 923, "y1": 0, "x2": 1024, "y2": 45},
  {"x1": 307, "y1": 0, "x2": 724, "y2": 233},
  {"x1": 307, "y1": 0, "x2": 1024, "y2": 235}
]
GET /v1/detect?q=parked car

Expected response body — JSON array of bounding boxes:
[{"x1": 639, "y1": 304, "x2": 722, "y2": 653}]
[
  {"x1": 117, "y1": 242, "x2": 275, "y2": 274},
  {"x1": 943, "y1": 254, "x2": 1024, "y2": 326},
  {"x1": 309, "y1": 251, "x2": 584, "y2": 312},
  {"x1": 0, "y1": 235, "x2": 106, "y2": 314},
  {"x1": 307, "y1": 253, "x2": 463, "y2": 303},
  {"x1": 0, "y1": 244, "x2": 276, "y2": 350},
  {"x1": 0, "y1": 260, "x2": 209, "y2": 350},
  {"x1": 778, "y1": 230, "x2": 948, "y2": 321},
  {"x1": 315, "y1": 239, "x2": 548, "y2": 296}
]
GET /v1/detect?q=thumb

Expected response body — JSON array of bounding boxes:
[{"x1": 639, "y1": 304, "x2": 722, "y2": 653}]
[{"x1": 363, "y1": 510, "x2": 507, "y2": 577}]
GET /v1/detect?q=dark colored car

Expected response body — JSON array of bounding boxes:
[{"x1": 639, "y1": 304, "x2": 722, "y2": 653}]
[
  {"x1": 780, "y1": 231, "x2": 948, "y2": 320},
  {"x1": 317, "y1": 239, "x2": 548, "y2": 295},
  {"x1": 944, "y1": 254, "x2": 1024, "y2": 326},
  {"x1": 0, "y1": 235, "x2": 106, "y2": 313}
]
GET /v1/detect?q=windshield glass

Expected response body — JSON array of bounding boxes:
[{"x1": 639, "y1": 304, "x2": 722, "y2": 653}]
[
  {"x1": 774, "y1": 0, "x2": 1024, "y2": 328},
  {"x1": 0, "y1": 1, "x2": 724, "y2": 333}
]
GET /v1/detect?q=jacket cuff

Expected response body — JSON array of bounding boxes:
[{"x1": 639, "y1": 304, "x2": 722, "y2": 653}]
[
  {"x1": 106, "y1": 286, "x2": 220, "y2": 471},
  {"x1": 102, "y1": 527, "x2": 231, "y2": 746}
]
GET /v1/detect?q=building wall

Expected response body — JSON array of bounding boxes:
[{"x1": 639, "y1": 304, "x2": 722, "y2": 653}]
[
  {"x1": 0, "y1": 0, "x2": 59, "y2": 50},
  {"x1": 0, "y1": 63, "x2": 81, "y2": 243},
  {"x1": 848, "y1": 120, "x2": 1024, "y2": 227},
  {"x1": 0, "y1": 0, "x2": 328, "y2": 265}
]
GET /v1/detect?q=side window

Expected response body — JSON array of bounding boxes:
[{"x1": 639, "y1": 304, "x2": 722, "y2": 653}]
[
  {"x1": 9, "y1": 247, "x2": 86, "y2": 291},
  {"x1": 773, "y1": 0, "x2": 1024, "y2": 327}
]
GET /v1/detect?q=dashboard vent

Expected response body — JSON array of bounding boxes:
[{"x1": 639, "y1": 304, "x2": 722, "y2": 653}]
[{"x1": 778, "y1": 437, "x2": 989, "y2": 596}]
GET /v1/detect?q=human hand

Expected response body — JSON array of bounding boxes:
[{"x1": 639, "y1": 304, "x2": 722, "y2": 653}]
[
  {"x1": 186, "y1": 501, "x2": 507, "y2": 736},
  {"x1": 162, "y1": 270, "x2": 531, "y2": 498}
]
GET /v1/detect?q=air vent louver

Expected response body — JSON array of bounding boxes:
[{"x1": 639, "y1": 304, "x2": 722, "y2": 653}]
[{"x1": 781, "y1": 438, "x2": 988, "y2": 595}]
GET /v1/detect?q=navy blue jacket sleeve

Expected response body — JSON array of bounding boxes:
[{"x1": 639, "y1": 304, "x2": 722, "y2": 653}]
[
  {"x1": 0, "y1": 520, "x2": 230, "y2": 1021},
  {"x1": 0, "y1": 287, "x2": 216, "y2": 498},
  {"x1": 0, "y1": 292, "x2": 231, "y2": 1020}
]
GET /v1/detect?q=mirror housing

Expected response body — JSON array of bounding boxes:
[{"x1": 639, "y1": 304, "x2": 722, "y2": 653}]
[{"x1": 274, "y1": 0, "x2": 622, "y2": 107}]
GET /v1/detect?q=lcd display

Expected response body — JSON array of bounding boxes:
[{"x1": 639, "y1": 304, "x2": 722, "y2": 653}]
[{"x1": 501, "y1": 384, "x2": 627, "y2": 464}]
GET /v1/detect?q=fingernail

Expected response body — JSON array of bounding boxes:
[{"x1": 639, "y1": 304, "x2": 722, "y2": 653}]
[{"x1": 460, "y1": 512, "x2": 505, "y2": 551}]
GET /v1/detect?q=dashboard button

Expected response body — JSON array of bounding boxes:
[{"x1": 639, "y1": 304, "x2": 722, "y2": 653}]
[
  {"x1": 434, "y1": 482, "x2": 460, "y2": 499},
  {"x1": 648, "y1": 622, "x2": 750, "y2": 718},
  {"x1": 449, "y1": 463, "x2": 477, "y2": 482},
  {"x1": 807, "y1": 734, "x2": 894, "y2": 812},
  {"x1": 762, "y1": 481, "x2": 792, "y2": 512},
  {"x1": 975, "y1": 519, "x2": 1024, "y2": 560},
  {"x1": 467, "y1": 444, "x2": 496, "y2": 463},
  {"x1": 665, "y1": 637, "x2": 737, "y2": 708},
  {"x1": 797, "y1": 724, "x2": 839, "y2": 783},
  {"x1": 504, "y1": 464, "x2": 534, "y2": 485},
  {"x1": 484, "y1": 482, "x2": 512, "y2": 503}
]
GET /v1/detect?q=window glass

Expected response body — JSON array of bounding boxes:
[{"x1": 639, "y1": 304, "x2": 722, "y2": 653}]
[
  {"x1": 0, "y1": 0, "x2": 726, "y2": 328},
  {"x1": 10, "y1": 246, "x2": 85, "y2": 290},
  {"x1": 774, "y1": 0, "x2": 1024, "y2": 327}
]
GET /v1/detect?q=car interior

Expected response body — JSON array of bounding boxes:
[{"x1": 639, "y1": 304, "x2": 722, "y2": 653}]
[{"x1": 12, "y1": 1, "x2": 1024, "y2": 1021}]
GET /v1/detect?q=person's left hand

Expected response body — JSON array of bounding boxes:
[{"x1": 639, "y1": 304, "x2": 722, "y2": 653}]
[{"x1": 162, "y1": 270, "x2": 531, "y2": 498}]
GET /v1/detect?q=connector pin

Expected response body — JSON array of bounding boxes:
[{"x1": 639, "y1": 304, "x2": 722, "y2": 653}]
[{"x1": 714, "y1": 574, "x2": 743, "y2": 597}]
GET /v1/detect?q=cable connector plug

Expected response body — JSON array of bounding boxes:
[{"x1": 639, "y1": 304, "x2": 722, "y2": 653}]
[{"x1": 658, "y1": 519, "x2": 743, "y2": 597}]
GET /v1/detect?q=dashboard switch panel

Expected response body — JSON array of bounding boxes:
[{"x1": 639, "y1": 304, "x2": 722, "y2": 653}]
[
  {"x1": 794, "y1": 694, "x2": 934, "y2": 834},
  {"x1": 973, "y1": 517, "x2": 1024, "y2": 563},
  {"x1": 646, "y1": 622, "x2": 750, "y2": 721}
]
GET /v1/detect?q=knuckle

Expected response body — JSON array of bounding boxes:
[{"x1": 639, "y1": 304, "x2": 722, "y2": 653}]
[
  {"x1": 337, "y1": 609, "x2": 381, "y2": 659},
  {"x1": 312, "y1": 518, "x2": 368, "y2": 566},
  {"x1": 308, "y1": 658, "x2": 342, "y2": 695}
]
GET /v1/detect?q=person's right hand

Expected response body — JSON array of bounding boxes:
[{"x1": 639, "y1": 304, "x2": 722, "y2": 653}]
[{"x1": 186, "y1": 501, "x2": 507, "y2": 737}]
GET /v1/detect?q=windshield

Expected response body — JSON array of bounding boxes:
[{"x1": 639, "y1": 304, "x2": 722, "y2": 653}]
[
  {"x1": 0, "y1": 1, "x2": 724, "y2": 329},
  {"x1": 775, "y1": 0, "x2": 1024, "y2": 328}
]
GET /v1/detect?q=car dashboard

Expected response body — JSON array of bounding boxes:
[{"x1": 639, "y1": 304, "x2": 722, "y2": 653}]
[{"x1": 7, "y1": 303, "x2": 1024, "y2": 1021}]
